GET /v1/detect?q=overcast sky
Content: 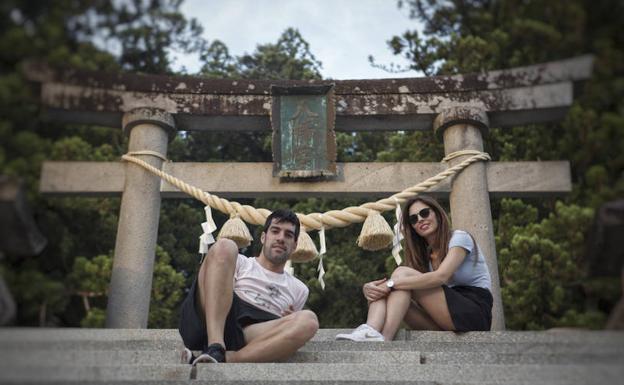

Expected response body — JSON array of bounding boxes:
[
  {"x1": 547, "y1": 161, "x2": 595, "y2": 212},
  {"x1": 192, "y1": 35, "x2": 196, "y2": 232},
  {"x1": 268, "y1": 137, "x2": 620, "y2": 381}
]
[{"x1": 175, "y1": 0, "x2": 423, "y2": 79}]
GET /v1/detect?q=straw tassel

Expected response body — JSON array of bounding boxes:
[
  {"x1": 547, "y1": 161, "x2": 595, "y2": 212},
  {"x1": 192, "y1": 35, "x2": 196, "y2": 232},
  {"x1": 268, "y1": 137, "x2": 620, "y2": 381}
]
[
  {"x1": 357, "y1": 210, "x2": 394, "y2": 251},
  {"x1": 217, "y1": 213, "x2": 253, "y2": 249},
  {"x1": 290, "y1": 228, "x2": 318, "y2": 263}
]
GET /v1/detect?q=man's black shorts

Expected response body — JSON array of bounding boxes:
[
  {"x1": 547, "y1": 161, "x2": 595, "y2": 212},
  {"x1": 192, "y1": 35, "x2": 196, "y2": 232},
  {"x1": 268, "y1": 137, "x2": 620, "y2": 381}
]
[{"x1": 178, "y1": 276, "x2": 279, "y2": 351}]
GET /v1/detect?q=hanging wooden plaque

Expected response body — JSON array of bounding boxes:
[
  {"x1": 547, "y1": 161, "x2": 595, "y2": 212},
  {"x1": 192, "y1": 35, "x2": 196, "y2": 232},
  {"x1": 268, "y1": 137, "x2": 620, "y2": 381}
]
[{"x1": 271, "y1": 84, "x2": 336, "y2": 178}]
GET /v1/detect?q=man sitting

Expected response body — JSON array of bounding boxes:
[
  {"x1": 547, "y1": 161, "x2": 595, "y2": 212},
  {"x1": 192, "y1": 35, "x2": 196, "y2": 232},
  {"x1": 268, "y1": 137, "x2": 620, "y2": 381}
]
[{"x1": 179, "y1": 209, "x2": 318, "y2": 364}]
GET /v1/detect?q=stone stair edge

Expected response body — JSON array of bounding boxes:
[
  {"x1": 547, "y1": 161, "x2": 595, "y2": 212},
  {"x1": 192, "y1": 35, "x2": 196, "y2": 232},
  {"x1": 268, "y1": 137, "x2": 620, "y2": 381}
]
[
  {"x1": 1, "y1": 327, "x2": 622, "y2": 342},
  {"x1": 193, "y1": 363, "x2": 624, "y2": 382}
]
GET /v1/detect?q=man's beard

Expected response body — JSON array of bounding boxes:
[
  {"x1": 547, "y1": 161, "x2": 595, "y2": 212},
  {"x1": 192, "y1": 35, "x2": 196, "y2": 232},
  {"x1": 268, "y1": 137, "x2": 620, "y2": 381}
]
[{"x1": 263, "y1": 243, "x2": 290, "y2": 265}]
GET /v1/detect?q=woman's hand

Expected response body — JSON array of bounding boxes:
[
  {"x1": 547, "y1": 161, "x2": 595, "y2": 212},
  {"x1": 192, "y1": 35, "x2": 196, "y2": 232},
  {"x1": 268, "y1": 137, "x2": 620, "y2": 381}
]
[{"x1": 362, "y1": 278, "x2": 391, "y2": 302}]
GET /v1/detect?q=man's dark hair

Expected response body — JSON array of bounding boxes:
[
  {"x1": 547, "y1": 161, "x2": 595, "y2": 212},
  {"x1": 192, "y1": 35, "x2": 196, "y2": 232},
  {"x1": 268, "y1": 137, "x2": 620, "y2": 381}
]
[{"x1": 263, "y1": 209, "x2": 300, "y2": 241}]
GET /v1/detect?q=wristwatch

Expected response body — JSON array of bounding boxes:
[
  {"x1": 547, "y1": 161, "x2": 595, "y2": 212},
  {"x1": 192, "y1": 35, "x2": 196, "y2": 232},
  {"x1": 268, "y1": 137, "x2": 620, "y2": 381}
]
[{"x1": 386, "y1": 279, "x2": 395, "y2": 291}]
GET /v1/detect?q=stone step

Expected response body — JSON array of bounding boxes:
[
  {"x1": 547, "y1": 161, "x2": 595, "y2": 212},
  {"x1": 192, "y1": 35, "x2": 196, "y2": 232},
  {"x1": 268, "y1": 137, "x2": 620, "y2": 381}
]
[
  {"x1": 1, "y1": 328, "x2": 622, "y2": 385},
  {"x1": 2, "y1": 328, "x2": 622, "y2": 366},
  {"x1": 194, "y1": 363, "x2": 624, "y2": 383},
  {"x1": 2, "y1": 347, "x2": 619, "y2": 366},
  {"x1": 299, "y1": 340, "x2": 624, "y2": 354},
  {"x1": 3, "y1": 328, "x2": 621, "y2": 349},
  {"x1": 3, "y1": 328, "x2": 623, "y2": 344},
  {"x1": 289, "y1": 350, "x2": 622, "y2": 365},
  {"x1": 0, "y1": 349, "x2": 183, "y2": 366},
  {"x1": 0, "y1": 364, "x2": 192, "y2": 383},
  {"x1": 286, "y1": 350, "x2": 422, "y2": 364},
  {"x1": 319, "y1": 328, "x2": 624, "y2": 343},
  {"x1": 0, "y1": 348, "x2": 422, "y2": 366},
  {"x1": 2, "y1": 363, "x2": 622, "y2": 384},
  {"x1": 419, "y1": 351, "x2": 624, "y2": 365}
]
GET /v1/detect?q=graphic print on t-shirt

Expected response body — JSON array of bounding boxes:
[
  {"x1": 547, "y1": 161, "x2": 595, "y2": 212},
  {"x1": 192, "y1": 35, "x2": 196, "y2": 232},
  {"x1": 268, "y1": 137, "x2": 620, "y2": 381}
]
[
  {"x1": 249, "y1": 291, "x2": 269, "y2": 310},
  {"x1": 267, "y1": 284, "x2": 280, "y2": 299},
  {"x1": 245, "y1": 285, "x2": 287, "y2": 314}
]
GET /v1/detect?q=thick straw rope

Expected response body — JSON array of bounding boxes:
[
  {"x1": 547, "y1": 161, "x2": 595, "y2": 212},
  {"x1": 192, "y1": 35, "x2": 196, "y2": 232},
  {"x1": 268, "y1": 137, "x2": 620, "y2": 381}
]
[{"x1": 121, "y1": 151, "x2": 490, "y2": 231}]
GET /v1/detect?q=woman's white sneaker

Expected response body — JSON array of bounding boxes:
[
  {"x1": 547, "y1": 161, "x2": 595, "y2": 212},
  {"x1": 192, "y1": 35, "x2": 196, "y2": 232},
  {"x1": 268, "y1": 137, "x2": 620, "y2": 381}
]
[{"x1": 335, "y1": 324, "x2": 385, "y2": 341}]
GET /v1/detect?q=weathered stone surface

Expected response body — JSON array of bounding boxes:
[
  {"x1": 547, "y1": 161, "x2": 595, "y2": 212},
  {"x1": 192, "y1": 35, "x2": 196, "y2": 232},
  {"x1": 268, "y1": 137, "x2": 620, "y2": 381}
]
[
  {"x1": 0, "y1": 364, "x2": 192, "y2": 382},
  {"x1": 122, "y1": 107, "x2": 176, "y2": 139},
  {"x1": 24, "y1": 56, "x2": 593, "y2": 131},
  {"x1": 195, "y1": 363, "x2": 622, "y2": 383},
  {"x1": 285, "y1": 350, "x2": 421, "y2": 364},
  {"x1": 39, "y1": 161, "x2": 571, "y2": 198},
  {"x1": 300, "y1": 340, "x2": 624, "y2": 354},
  {"x1": 0, "y1": 349, "x2": 181, "y2": 366},
  {"x1": 24, "y1": 55, "x2": 592, "y2": 95},
  {"x1": 326, "y1": 328, "x2": 624, "y2": 344},
  {"x1": 433, "y1": 106, "x2": 489, "y2": 140},
  {"x1": 36, "y1": 81, "x2": 574, "y2": 130},
  {"x1": 419, "y1": 351, "x2": 624, "y2": 365}
]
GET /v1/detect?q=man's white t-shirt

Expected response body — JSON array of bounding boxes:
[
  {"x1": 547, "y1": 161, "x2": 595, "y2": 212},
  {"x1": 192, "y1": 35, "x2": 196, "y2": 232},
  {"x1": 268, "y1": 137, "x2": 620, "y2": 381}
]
[{"x1": 233, "y1": 254, "x2": 309, "y2": 317}]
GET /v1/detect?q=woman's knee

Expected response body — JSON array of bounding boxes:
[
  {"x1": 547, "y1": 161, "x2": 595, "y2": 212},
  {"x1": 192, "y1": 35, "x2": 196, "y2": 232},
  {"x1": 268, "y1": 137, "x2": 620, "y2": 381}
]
[{"x1": 391, "y1": 266, "x2": 419, "y2": 280}]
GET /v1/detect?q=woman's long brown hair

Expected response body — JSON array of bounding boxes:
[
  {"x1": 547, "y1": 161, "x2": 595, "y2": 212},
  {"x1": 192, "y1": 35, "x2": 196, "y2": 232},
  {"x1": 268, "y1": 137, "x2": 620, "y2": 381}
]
[{"x1": 401, "y1": 195, "x2": 452, "y2": 272}]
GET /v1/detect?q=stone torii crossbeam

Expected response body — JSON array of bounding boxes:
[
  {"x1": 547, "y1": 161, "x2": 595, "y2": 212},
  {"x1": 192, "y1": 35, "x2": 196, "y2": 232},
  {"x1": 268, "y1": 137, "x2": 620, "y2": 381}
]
[{"x1": 25, "y1": 55, "x2": 593, "y2": 331}]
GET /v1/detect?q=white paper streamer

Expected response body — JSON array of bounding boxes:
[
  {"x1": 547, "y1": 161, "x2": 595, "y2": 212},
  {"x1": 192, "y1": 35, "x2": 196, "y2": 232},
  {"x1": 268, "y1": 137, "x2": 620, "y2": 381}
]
[
  {"x1": 198, "y1": 205, "x2": 217, "y2": 254},
  {"x1": 391, "y1": 198, "x2": 403, "y2": 265},
  {"x1": 317, "y1": 216, "x2": 327, "y2": 290}
]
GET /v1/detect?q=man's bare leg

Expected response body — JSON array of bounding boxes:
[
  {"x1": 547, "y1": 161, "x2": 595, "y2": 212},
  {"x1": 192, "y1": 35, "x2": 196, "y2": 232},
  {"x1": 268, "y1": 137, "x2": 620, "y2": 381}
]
[
  {"x1": 197, "y1": 238, "x2": 238, "y2": 348},
  {"x1": 226, "y1": 310, "x2": 319, "y2": 363}
]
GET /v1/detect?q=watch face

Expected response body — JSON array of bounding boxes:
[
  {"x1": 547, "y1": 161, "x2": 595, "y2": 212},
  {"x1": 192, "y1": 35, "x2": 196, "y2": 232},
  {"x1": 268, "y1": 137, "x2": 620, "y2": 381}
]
[{"x1": 387, "y1": 280, "x2": 394, "y2": 288}]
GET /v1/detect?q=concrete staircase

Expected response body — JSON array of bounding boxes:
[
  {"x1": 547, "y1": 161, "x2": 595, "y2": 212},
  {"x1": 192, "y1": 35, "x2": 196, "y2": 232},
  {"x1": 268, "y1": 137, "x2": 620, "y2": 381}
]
[{"x1": 0, "y1": 328, "x2": 623, "y2": 384}]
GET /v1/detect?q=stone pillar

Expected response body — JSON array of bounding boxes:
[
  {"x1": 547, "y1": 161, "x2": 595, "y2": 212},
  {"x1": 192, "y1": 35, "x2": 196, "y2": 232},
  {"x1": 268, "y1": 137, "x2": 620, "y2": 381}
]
[
  {"x1": 433, "y1": 107, "x2": 505, "y2": 330},
  {"x1": 106, "y1": 108, "x2": 175, "y2": 328}
]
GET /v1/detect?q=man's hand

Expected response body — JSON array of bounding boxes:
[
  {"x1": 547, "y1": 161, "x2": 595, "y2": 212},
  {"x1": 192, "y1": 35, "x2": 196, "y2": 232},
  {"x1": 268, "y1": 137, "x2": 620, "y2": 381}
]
[
  {"x1": 282, "y1": 304, "x2": 295, "y2": 316},
  {"x1": 362, "y1": 278, "x2": 391, "y2": 302}
]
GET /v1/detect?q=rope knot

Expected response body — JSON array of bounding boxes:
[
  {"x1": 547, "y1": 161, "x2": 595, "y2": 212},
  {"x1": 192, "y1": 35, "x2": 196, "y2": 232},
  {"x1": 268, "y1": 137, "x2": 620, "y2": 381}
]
[{"x1": 442, "y1": 150, "x2": 490, "y2": 163}]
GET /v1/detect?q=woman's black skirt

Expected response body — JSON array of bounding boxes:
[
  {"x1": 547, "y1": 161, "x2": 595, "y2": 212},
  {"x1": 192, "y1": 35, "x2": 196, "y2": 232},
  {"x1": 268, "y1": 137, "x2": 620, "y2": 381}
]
[{"x1": 442, "y1": 285, "x2": 493, "y2": 331}]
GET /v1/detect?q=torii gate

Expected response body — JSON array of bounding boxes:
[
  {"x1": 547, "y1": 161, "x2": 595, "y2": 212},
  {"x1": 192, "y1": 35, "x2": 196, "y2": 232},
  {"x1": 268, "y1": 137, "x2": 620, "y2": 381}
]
[{"x1": 25, "y1": 55, "x2": 593, "y2": 331}]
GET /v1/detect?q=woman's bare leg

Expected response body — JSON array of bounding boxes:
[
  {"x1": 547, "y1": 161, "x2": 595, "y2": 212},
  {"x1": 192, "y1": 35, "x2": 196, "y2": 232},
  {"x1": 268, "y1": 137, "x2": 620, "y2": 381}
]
[
  {"x1": 380, "y1": 266, "x2": 455, "y2": 334},
  {"x1": 379, "y1": 266, "x2": 422, "y2": 340},
  {"x1": 403, "y1": 301, "x2": 442, "y2": 330},
  {"x1": 365, "y1": 299, "x2": 387, "y2": 332},
  {"x1": 380, "y1": 289, "x2": 412, "y2": 340},
  {"x1": 412, "y1": 286, "x2": 455, "y2": 331}
]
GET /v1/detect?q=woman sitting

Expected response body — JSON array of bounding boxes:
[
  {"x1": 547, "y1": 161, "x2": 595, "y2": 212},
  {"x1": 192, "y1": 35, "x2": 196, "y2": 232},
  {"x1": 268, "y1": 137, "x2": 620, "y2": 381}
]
[{"x1": 336, "y1": 195, "x2": 493, "y2": 341}]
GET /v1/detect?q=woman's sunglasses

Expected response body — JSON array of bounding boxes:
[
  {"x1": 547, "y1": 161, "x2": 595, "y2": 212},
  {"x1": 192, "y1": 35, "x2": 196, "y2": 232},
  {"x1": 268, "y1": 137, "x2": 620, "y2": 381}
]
[{"x1": 408, "y1": 208, "x2": 432, "y2": 225}]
